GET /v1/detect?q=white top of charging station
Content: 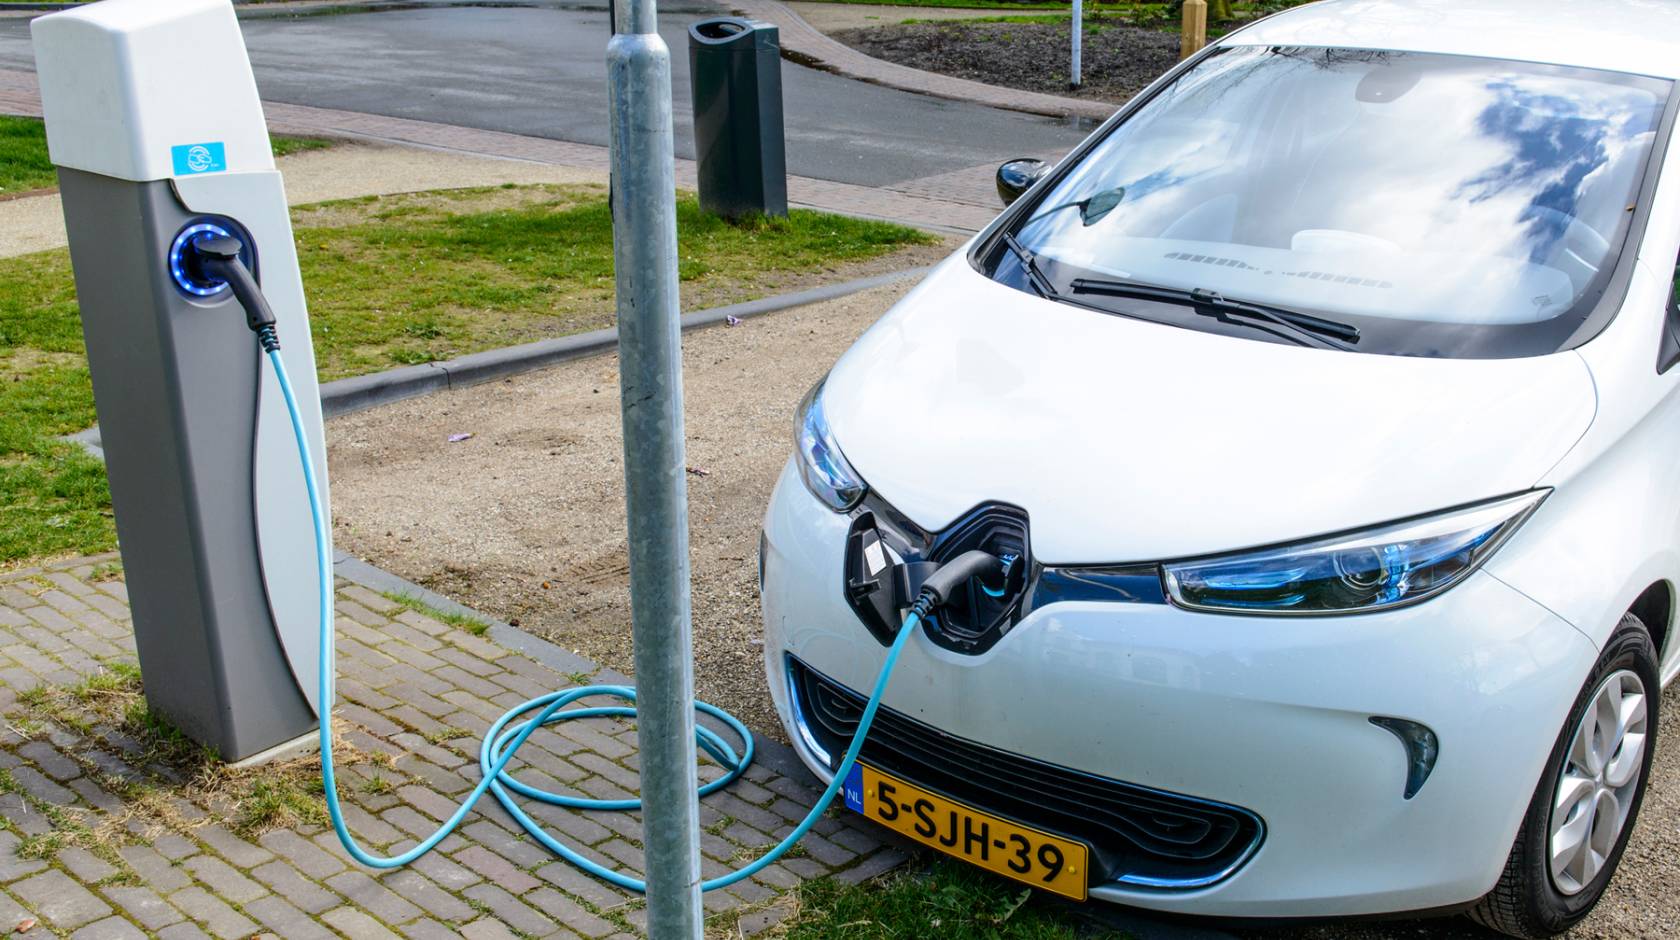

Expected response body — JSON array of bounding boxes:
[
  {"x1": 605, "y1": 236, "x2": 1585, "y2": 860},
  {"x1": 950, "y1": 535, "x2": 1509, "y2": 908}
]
[{"x1": 31, "y1": 0, "x2": 275, "y2": 183}]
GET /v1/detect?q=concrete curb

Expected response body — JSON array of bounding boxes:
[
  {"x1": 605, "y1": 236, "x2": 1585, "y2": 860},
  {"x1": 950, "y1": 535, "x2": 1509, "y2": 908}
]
[{"x1": 319, "y1": 264, "x2": 930, "y2": 418}]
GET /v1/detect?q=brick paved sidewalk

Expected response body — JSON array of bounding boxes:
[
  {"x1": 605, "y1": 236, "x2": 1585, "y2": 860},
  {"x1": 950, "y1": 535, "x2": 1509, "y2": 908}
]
[{"x1": 0, "y1": 555, "x2": 905, "y2": 939}]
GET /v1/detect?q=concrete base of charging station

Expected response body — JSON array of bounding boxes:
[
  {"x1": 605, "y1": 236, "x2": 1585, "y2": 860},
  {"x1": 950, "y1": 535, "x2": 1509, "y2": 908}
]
[{"x1": 225, "y1": 729, "x2": 320, "y2": 770}]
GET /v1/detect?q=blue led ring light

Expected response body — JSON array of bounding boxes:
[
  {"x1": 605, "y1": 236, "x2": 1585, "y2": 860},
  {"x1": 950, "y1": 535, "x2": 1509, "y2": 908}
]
[{"x1": 169, "y1": 220, "x2": 250, "y2": 297}]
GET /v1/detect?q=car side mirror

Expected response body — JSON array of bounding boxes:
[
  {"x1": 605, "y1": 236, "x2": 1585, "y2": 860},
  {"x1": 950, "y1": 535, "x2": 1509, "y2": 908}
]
[{"x1": 996, "y1": 158, "x2": 1050, "y2": 206}]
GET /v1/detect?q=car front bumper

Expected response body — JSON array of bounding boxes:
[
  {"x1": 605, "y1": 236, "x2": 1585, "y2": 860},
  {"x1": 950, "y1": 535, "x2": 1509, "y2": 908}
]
[{"x1": 759, "y1": 460, "x2": 1600, "y2": 918}]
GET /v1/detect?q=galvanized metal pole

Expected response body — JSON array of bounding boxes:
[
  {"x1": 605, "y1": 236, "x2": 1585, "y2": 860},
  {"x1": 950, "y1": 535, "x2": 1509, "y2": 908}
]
[
  {"x1": 606, "y1": 1, "x2": 703, "y2": 937},
  {"x1": 1070, "y1": 0, "x2": 1082, "y2": 89}
]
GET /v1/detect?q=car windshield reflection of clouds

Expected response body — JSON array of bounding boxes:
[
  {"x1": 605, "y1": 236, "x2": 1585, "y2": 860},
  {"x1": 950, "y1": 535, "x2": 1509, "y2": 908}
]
[{"x1": 1005, "y1": 47, "x2": 1671, "y2": 358}]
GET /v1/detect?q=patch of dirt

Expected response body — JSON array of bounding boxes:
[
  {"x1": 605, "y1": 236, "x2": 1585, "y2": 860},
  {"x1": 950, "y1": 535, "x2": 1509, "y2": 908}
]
[
  {"x1": 832, "y1": 19, "x2": 1182, "y2": 103},
  {"x1": 328, "y1": 278, "x2": 932, "y2": 738}
]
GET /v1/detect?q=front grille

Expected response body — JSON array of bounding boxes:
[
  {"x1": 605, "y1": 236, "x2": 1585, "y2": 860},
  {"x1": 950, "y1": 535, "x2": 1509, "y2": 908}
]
[{"x1": 788, "y1": 656, "x2": 1264, "y2": 890}]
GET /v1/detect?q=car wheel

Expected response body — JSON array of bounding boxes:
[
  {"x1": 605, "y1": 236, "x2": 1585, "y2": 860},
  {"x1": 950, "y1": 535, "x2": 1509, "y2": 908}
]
[{"x1": 1469, "y1": 612, "x2": 1659, "y2": 938}]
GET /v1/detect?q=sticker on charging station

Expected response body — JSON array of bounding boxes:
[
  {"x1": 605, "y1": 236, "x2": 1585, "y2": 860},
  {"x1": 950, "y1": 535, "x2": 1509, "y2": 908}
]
[{"x1": 171, "y1": 142, "x2": 227, "y2": 176}]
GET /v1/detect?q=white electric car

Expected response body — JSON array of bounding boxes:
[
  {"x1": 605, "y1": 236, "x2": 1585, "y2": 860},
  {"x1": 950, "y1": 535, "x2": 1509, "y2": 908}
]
[{"x1": 759, "y1": 1, "x2": 1680, "y2": 935}]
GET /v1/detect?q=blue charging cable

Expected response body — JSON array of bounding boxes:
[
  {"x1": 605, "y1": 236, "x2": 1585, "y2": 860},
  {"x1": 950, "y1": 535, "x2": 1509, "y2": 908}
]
[{"x1": 266, "y1": 346, "x2": 929, "y2": 889}]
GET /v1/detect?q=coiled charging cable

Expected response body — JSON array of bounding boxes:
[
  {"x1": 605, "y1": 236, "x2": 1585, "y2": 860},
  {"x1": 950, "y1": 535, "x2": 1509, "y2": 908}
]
[{"x1": 197, "y1": 235, "x2": 998, "y2": 891}]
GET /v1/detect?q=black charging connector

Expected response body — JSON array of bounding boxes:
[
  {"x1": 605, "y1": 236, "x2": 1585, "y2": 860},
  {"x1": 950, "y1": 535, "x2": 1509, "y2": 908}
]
[
  {"x1": 189, "y1": 234, "x2": 280, "y2": 351},
  {"x1": 918, "y1": 550, "x2": 1008, "y2": 607}
]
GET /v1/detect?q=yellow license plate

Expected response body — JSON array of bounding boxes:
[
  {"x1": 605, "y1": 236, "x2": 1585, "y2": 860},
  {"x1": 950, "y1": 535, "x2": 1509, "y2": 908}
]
[{"x1": 843, "y1": 762, "x2": 1089, "y2": 900}]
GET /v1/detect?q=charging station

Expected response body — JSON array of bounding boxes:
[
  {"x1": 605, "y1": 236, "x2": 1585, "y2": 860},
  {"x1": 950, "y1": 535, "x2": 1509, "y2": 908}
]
[{"x1": 33, "y1": 0, "x2": 328, "y2": 762}]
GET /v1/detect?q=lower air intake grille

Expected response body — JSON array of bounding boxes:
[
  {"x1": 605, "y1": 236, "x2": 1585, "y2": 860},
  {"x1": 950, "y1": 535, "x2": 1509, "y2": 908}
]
[{"x1": 788, "y1": 656, "x2": 1264, "y2": 889}]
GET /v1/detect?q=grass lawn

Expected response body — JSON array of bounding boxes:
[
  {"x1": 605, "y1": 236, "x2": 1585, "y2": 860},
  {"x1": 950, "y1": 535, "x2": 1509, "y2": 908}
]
[
  {"x1": 0, "y1": 183, "x2": 934, "y2": 565},
  {"x1": 0, "y1": 115, "x2": 334, "y2": 197},
  {"x1": 783, "y1": 858, "x2": 1130, "y2": 939}
]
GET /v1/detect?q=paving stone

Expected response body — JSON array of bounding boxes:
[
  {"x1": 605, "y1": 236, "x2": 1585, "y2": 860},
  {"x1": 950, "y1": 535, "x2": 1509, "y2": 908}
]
[
  {"x1": 17, "y1": 741, "x2": 81, "y2": 781},
  {"x1": 452, "y1": 845, "x2": 540, "y2": 895},
  {"x1": 56, "y1": 847, "x2": 117, "y2": 884},
  {"x1": 533, "y1": 861, "x2": 635, "y2": 910},
  {"x1": 380, "y1": 870, "x2": 474, "y2": 923},
  {"x1": 836, "y1": 847, "x2": 909, "y2": 885},
  {"x1": 0, "y1": 831, "x2": 48, "y2": 882},
  {"x1": 461, "y1": 820, "x2": 553, "y2": 870},
  {"x1": 156, "y1": 922, "x2": 213, "y2": 940},
  {"x1": 103, "y1": 886, "x2": 185, "y2": 931},
  {"x1": 0, "y1": 886, "x2": 32, "y2": 931},
  {"x1": 168, "y1": 886, "x2": 258, "y2": 940},
  {"x1": 322, "y1": 906, "x2": 404, "y2": 940},
  {"x1": 10, "y1": 765, "x2": 76, "y2": 806},
  {"x1": 595, "y1": 839, "x2": 644, "y2": 873},
  {"x1": 244, "y1": 894, "x2": 336, "y2": 940},
  {"x1": 735, "y1": 902, "x2": 795, "y2": 937},
  {"x1": 726, "y1": 877, "x2": 776, "y2": 905},
  {"x1": 68, "y1": 916, "x2": 148, "y2": 939},
  {"x1": 341, "y1": 586, "x2": 402, "y2": 616},
  {"x1": 410, "y1": 850, "x2": 483, "y2": 893},
  {"x1": 462, "y1": 884, "x2": 558, "y2": 938},
  {"x1": 182, "y1": 855, "x2": 267, "y2": 904},
  {"x1": 459, "y1": 919, "x2": 523, "y2": 940},
  {"x1": 325, "y1": 870, "x2": 424, "y2": 925},
  {"x1": 795, "y1": 832, "x2": 856, "y2": 867},
  {"x1": 0, "y1": 793, "x2": 49, "y2": 838},
  {"x1": 525, "y1": 887, "x2": 615, "y2": 937},
  {"x1": 380, "y1": 806, "x2": 465, "y2": 850},
  {"x1": 251, "y1": 860, "x2": 340, "y2": 914},
  {"x1": 193, "y1": 825, "x2": 273, "y2": 869},
  {"x1": 396, "y1": 784, "x2": 463, "y2": 824},
  {"x1": 150, "y1": 833, "x2": 198, "y2": 861},
  {"x1": 115, "y1": 846, "x2": 191, "y2": 892},
  {"x1": 256, "y1": 828, "x2": 346, "y2": 879},
  {"x1": 67, "y1": 778, "x2": 123, "y2": 814},
  {"x1": 400, "y1": 918, "x2": 467, "y2": 940},
  {"x1": 12, "y1": 869, "x2": 112, "y2": 929}
]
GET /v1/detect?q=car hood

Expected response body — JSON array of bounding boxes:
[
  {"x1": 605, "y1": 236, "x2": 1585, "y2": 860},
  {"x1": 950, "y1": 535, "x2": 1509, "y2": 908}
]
[{"x1": 823, "y1": 256, "x2": 1597, "y2": 564}]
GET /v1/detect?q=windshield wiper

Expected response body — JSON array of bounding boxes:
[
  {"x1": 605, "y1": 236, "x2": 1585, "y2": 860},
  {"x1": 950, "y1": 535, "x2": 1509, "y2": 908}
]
[
  {"x1": 1068, "y1": 277, "x2": 1359, "y2": 351},
  {"x1": 1001, "y1": 232, "x2": 1059, "y2": 300}
]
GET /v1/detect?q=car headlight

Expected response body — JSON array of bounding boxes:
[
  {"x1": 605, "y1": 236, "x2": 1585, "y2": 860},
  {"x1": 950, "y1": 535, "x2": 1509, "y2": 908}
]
[
  {"x1": 795, "y1": 380, "x2": 866, "y2": 512},
  {"x1": 1162, "y1": 491, "x2": 1547, "y2": 615}
]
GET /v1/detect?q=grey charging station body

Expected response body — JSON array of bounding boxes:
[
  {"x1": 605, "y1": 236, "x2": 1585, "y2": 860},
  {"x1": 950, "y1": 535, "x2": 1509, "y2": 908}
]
[{"x1": 33, "y1": 0, "x2": 330, "y2": 761}]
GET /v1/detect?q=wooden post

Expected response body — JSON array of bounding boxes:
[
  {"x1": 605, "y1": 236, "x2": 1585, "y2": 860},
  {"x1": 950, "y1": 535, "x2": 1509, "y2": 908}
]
[{"x1": 1180, "y1": 0, "x2": 1207, "y2": 61}]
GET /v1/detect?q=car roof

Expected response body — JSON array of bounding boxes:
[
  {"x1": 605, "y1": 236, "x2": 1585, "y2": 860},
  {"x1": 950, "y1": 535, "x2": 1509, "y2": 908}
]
[{"x1": 1223, "y1": 0, "x2": 1680, "y2": 81}]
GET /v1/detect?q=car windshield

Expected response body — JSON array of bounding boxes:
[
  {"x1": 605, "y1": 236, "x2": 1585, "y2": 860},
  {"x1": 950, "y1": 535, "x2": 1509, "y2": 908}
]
[{"x1": 992, "y1": 46, "x2": 1671, "y2": 358}]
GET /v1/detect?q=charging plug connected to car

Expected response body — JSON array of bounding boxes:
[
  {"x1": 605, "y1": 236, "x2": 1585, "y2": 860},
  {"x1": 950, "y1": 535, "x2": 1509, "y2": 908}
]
[{"x1": 181, "y1": 231, "x2": 1008, "y2": 887}]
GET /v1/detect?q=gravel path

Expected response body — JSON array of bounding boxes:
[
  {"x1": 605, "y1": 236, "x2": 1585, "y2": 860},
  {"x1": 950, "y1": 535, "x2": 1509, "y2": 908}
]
[{"x1": 832, "y1": 19, "x2": 1181, "y2": 103}]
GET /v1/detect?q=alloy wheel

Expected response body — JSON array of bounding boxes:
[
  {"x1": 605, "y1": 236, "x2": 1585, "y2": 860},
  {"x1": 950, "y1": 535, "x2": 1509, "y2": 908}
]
[{"x1": 1548, "y1": 669, "x2": 1648, "y2": 895}]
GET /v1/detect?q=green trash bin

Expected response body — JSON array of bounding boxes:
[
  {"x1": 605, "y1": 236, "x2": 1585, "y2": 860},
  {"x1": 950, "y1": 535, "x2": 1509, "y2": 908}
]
[{"x1": 689, "y1": 17, "x2": 787, "y2": 218}]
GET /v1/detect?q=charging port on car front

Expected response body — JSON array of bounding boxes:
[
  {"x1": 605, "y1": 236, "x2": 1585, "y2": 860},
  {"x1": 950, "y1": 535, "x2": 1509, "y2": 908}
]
[{"x1": 843, "y1": 502, "x2": 1031, "y2": 654}]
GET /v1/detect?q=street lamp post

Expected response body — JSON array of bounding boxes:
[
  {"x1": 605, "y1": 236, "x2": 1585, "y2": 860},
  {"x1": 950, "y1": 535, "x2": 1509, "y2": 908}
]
[{"x1": 605, "y1": 0, "x2": 704, "y2": 935}]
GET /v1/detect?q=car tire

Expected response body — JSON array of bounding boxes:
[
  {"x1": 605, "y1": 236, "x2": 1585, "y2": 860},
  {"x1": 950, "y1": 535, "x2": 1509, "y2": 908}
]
[{"x1": 1468, "y1": 612, "x2": 1660, "y2": 939}]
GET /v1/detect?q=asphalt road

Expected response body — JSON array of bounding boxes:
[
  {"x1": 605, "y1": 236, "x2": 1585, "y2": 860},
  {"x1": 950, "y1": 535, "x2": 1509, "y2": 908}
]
[{"x1": 0, "y1": 3, "x2": 1095, "y2": 187}]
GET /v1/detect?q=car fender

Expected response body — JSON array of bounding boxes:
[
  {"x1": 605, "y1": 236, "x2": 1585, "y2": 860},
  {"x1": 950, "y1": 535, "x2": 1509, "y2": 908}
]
[{"x1": 1487, "y1": 264, "x2": 1680, "y2": 679}]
